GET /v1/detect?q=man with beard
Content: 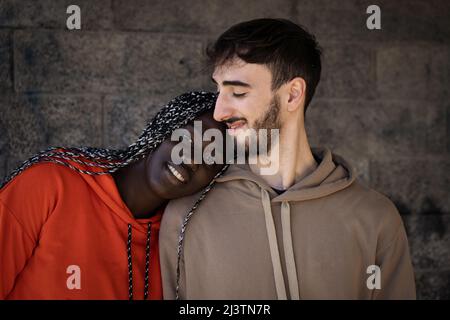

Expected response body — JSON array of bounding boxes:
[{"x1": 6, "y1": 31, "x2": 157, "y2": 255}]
[{"x1": 160, "y1": 18, "x2": 416, "y2": 300}]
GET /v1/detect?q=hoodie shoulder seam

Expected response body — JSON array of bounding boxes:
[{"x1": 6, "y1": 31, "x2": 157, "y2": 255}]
[{"x1": 376, "y1": 222, "x2": 403, "y2": 257}]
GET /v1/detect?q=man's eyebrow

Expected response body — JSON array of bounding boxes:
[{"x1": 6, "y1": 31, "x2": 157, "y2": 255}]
[{"x1": 211, "y1": 77, "x2": 251, "y2": 88}]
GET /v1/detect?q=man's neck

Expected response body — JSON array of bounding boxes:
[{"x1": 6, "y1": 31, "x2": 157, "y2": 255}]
[{"x1": 249, "y1": 120, "x2": 318, "y2": 190}]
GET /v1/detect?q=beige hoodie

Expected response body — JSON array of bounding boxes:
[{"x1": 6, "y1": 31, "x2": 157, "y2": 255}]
[{"x1": 160, "y1": 147, "x2": 416, "y2": 299}]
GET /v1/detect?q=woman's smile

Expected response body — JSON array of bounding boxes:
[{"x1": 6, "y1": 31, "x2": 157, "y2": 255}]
[{"x1": 165, "y1": 161, "x2": 190, "y2": 184}]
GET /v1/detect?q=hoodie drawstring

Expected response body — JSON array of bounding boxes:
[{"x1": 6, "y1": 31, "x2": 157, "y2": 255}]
[
  {"x1": 127, "y1": 224, "x2": 133, "y2": 300},
  {"x1": 144, "y1": 223, "x2": 152, "y2": 300},
  {"x1": 127, "y1": 222, "x2": 152, "y2": 300},
  {"x1": 261, "y1": 189, "x2": 300, "y2": 300},
  {"x1": 281, "y1": 201, "x2": 300, "y2": 299},
  {"x1": 261, "y1": 189, "x2": 287, "y2": 300}
]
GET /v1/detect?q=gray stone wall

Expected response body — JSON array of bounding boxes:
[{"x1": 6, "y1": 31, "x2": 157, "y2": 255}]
[{"x1": 0, "y1": 0, "x2": 449, "y2": 299}]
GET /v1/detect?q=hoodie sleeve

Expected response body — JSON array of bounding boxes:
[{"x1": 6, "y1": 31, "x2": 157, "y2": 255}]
[
  {"x1": 372, "y1": 205, "x2": 416, "y2": 299},
  {"x1": 0, "y1": 199, "x2": 37, "y2": 299}
]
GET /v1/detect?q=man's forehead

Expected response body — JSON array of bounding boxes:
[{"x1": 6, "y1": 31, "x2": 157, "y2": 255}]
[{"x1": 212, "y1": 59, "x2": 271, "y2": 83}]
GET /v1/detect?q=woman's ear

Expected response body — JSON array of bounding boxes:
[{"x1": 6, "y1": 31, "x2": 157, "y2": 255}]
[{"x1": 286, "y1": 77, "x2": 306, "y2": 112}]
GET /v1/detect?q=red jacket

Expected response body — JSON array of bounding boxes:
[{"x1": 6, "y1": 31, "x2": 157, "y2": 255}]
[{"x1": 0, "y1": 159, "x2": 163, "y2": 300}]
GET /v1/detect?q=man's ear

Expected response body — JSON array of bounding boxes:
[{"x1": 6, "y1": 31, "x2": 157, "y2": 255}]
[{"x1": 286, "y1": 77, "x2": 306, "y2": 112}]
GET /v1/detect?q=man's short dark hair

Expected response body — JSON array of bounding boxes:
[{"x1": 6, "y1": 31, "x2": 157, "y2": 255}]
[{"x1": 207, "y1": 18, "x2": 322, "y2": 112}]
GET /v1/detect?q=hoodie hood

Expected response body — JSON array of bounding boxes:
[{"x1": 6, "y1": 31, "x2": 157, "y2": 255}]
[{"x1": 58, "y1": 156, "x2": 161, "y2": 231}]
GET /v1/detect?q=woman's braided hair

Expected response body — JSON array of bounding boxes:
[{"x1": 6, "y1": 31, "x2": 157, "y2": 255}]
[
  {"x1": 1, "y1": 91, "x2": 231, "y2": 300},
  {"x1": 1, "y1": 91, "x2": 228, "y2": 189}
]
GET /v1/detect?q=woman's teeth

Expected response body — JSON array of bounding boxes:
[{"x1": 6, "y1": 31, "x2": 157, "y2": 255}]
[{"x1": 167, "y1": 163, "x2": 185, "y2": 182}]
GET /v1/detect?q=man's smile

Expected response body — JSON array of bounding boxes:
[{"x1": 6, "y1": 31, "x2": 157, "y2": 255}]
[{"x1": 226, "y1": 119, "x2": 247, "y2": 135}]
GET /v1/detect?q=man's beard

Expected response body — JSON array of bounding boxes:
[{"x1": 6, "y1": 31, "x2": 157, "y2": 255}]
[
  {"x1": 236, "y1": 94, "x2": 282, "y2": 157},
  {"x1": 253, "y1": 94, "x2": 282, "y2": 142}
]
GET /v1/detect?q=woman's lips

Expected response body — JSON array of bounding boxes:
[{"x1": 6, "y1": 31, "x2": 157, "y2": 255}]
[{"x1": 166, "y1": 162, "x2": 190, "y2": 183}]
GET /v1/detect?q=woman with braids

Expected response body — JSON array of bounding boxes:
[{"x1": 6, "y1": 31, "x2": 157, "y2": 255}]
[{"x1": 0, "y1": 91, "x2": 228, "y2": 300}]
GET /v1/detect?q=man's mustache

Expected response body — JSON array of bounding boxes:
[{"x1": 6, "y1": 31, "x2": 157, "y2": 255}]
[{"x1": 222, "y1": 117, "x2": 247, "y2": 124}]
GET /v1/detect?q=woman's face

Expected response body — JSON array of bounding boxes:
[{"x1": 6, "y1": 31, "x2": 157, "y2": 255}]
[{"x1": 146, "y1": 110, "x2": 227, "y2": 199}]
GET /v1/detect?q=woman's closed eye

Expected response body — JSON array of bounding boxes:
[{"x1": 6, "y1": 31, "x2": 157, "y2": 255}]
[{"x1": 216, "y1": 90, "x2": 248, "y2": 98}]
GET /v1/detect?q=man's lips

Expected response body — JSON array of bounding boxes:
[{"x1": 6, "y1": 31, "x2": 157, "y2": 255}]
[{"x1": 226, "y1": 120, "x2": 247, "y2": 129}]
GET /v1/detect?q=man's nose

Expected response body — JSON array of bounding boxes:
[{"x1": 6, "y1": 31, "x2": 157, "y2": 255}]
[{"x1": 213, "y1": 93, "x2": 233, "y2": 122}]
